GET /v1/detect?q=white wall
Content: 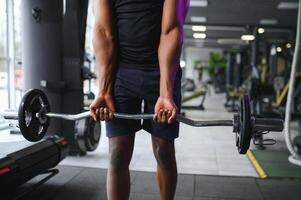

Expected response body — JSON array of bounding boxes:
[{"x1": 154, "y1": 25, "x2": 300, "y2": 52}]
[{"x1": 184, "y1": 47, "x2": 223, "y2": 83}]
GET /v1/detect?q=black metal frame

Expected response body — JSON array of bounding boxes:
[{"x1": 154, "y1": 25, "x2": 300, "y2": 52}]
[{"x1": 13, "y1": 169, "x2": 59, "y2": 200}]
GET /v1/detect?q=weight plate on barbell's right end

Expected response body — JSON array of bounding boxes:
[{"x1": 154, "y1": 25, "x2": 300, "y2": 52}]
[
  {"x1": 18, "y1": 89, "x2": 50, "y2": 142},
  {"x1": 75, "y1": 117, "x2": 101, "y2": 153},
  {"x1": 236, "y1": 95, "x2": 252, "y2": 154}
]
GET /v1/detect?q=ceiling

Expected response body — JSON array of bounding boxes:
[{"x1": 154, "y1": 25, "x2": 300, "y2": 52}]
[{"x1": 184, "y1": 0, "x2": 299, "y2": 49}]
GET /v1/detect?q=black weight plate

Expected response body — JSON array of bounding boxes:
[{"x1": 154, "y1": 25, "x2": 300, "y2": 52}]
[
  {"x1": 85, "y1": 118, "x2": 101, "y2": 152},
  {"x1": 18, "y1": 89, "x2": 50, "y2": 142},
  {"x1": 236, "y1": 95, "x2": 252, "y2": 154},
  {"x1": 74, "y1": 118, "x2": 87, "y2": 153},
  {"x1": 75, "y1": 117, "x2": 101, "y2": 153}
]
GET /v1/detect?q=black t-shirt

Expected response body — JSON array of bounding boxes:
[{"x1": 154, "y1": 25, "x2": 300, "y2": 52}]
[{"x1": 112, "y1": 0, "x2": 163, "y2": 69}]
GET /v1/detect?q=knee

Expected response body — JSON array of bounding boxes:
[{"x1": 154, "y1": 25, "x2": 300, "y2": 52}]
[
  {"x1": 154, "y1": 145, "x2": 176, "y2": 169},
  {"x1": 109, "y1": 145, "x2": 130, "y2": 171}
]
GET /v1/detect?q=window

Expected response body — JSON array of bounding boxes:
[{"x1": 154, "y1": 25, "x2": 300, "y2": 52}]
[
  {"x1": 0, "y1": 0, "x2": 22, "y2": 113},
  {"x1": 84, "y1": 1, "x2": 97, "y2": 97},
  {"x1": 0, "y1": 2, "x2": 8, "y2": 111},
  {"x1": 0, "y1": 2, "x2": 7, "y2": 56},
  {"x1": 14, "y1": 0, "x2": 22, "y2": 105}
]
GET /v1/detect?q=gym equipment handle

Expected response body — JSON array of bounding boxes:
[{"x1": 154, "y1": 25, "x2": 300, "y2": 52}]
[
  {"x1": 2, "y1": 111, "x2": 19, "y2": 120},
  {"x1": 252, "y1": 118, "x2": 284, "y2": 132},
  {"x1": 2, "y1": 110, "x2": 233, "y2": 127},
  {"x1": 47, "y1": 112, "x2": 234, "y2": 127}
]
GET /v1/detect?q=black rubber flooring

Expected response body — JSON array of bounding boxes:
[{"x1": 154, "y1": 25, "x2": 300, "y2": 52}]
[
  {"x1": 251, "y1": 150, "x2": 301, "y2": 178},
  {"x1": 5, "y1": 165, "x2": 301, "y2": 200}
]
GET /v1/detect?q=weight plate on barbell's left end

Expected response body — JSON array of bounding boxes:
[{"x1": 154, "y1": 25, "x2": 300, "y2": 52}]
[
  {"x1": 85, "y1": 117, "x2": 101, "y2": 152},
  {"x1": 236, "y1": 95, "x2": 252, "y2": 154},
  {"x1": 18, "y1": 89, "x2": 50, "y2": 142}
]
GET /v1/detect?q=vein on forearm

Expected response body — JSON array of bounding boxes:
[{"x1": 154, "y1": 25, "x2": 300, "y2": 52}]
[
  {"x1": 158, "y1": 25, "x2": 183, "y2": 98},
  {"x1": 93, "y1": 27, "x2": 116, "y2": 95}
]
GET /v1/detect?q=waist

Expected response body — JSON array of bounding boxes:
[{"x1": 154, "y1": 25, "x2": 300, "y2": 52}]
[
  {"x1": 117, "y1": 62, "x2": 182, "y2": 76},
  {"x1": 117, "y1": 45, "x2": 159, "y2": 69},
  {"x1": 118, "y1": 61, "x2": 159, "y2": 70}
]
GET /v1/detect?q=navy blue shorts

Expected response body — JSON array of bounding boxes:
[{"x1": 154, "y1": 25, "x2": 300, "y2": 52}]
[{"x1": 106, "y1": 65, "x2": 182, "y2": 140}]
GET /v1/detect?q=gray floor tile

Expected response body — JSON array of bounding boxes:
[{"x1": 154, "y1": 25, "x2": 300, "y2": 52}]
[
  {"x1": 218, "y1": 170, "x2": 257, "y2": 177},
  {"x1": 131, "y1": 172, "x2": 194, "y2": 197},
  {"x1": 216, "y1": 160, "x2": 256, "y2": 173},
  {"x1": 12, "y1": 166, "x2": 301, "y2": 200},
  {"x1": 257, "y1": 178, "x2": 301, "y2": 200},
  {"x1": 48, "y1": 165, "x2": 85, "y2": 185},
  {"x1": 176, "y1": 174, "x2": 195, "y2": 196},
  {"x1": 131, "y1": 172, "x2": 159, "y2": 194},
  {"x1": 130, "y1": 193, "x2": 160, "y2": 200},
  {"x1": 65, "y1": 167, "x2": 107, "y2": 189},
  {"x1": 52, "y1": 186, "x2": 107, "y2": 200},
  {"x1": 130, "y1": 193, "x2": 192, "y2": 200},
  {"x1": 193, "y1": 197, "x2": 242, "y2": 200},
  {"x1": 194, "y1": 176, "x2": 263, "y2": 200},
  {"x1": 21, "y1": 166, "x2": 85, "y2": 200}
]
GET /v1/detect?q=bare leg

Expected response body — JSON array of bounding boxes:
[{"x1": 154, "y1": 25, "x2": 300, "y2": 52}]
[
  {"x1": 152, "y1": 136, "x2": 177, "y2": 200},
  {"x1": 107, "y1": 134, "x2": 135, "y2": 200}
]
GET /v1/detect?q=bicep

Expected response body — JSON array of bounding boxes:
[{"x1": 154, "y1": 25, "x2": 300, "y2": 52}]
[{"x1": 161, "y1": 0, "x2": 189, "y2": 34}]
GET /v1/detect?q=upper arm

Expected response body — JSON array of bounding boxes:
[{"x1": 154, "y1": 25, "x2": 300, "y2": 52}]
[
  {"x1": 93, "y1": 0, "x2": 114, "y2": 38},
  {"x1": 161, "y1": 0, "x2": 190, "y2": 34}
]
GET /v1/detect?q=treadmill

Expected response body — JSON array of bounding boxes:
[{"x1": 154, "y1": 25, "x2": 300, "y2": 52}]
[{"x1": 0, "y1": 136, "x2": 69, "y2": 199}]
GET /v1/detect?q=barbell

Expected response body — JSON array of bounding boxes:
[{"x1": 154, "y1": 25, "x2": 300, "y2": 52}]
[{"x1": 1, "y1": 89, "x2": 284, "y2": 154}]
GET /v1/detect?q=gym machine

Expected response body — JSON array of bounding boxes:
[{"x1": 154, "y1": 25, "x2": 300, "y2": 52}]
[
  {"x1": 22, "y1": 0, "x2": 92, "y2": 155},
  {"x1": 225, "y1": 51, "x2": 247, "y2": 111},
  {"x1": 0, "y1": 136, "x2": 69, "y2": 199}
]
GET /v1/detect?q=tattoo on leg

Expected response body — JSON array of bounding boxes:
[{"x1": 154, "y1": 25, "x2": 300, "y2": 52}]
[
  {"x1": 155, "y1": 146, "x2": 175, "y2": 169},
  {"x1": 110, "y1": 147, "x2": 128, "y2": 171}
]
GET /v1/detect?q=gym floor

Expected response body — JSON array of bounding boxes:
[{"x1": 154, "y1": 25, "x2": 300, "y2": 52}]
[{"x1": 14, "y1": 165, "x2": 301, "y2": 200}]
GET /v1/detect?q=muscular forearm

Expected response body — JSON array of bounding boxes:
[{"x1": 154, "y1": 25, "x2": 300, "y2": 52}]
[
  {"x1": 158, "y1": 26, "x2": 183, "y2": 98},
  {"x1": 93, "y1": 28, "x2": 116, "y2": 96}
]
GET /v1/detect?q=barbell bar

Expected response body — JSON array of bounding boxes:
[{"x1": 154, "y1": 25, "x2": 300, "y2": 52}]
[
  {"x1": 3, "y1": 111, "x2": 234, "y2": 127},
  {"x1": 1, "y1": 89, "x2": 284, "y2": 154},
  {"x1": 50, "y1": 113, "x2": 235, "y2": 127}
]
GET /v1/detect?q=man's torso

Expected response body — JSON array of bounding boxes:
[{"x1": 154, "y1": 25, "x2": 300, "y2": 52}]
[{"x1": 112, "y1": 0, "x2": 163, "y2": 69}]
